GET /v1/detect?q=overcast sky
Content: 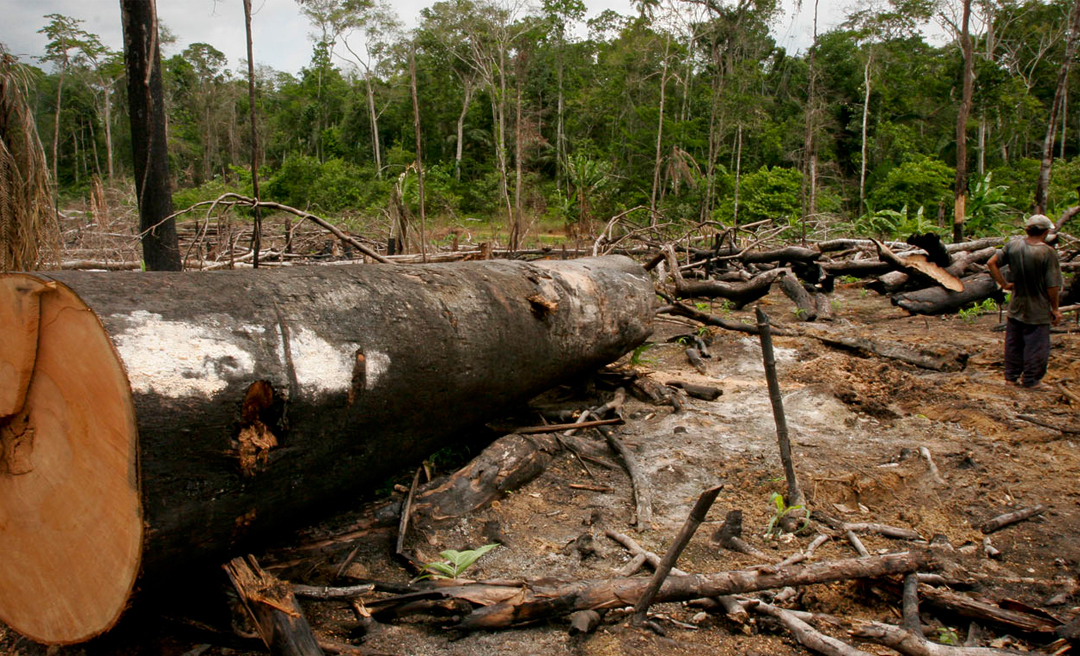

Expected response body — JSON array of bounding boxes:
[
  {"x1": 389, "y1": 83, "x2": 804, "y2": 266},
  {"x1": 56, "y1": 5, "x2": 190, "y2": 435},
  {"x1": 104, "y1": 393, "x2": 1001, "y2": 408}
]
[{"x1": 2, "y1": 0, "x2": 851, "y2": 76}]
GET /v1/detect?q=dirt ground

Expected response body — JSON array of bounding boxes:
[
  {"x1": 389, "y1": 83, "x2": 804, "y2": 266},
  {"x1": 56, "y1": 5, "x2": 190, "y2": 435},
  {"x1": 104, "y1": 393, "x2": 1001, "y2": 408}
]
[{"x1": 4, "y1": 282, "x2": 1080, "y2": 656}]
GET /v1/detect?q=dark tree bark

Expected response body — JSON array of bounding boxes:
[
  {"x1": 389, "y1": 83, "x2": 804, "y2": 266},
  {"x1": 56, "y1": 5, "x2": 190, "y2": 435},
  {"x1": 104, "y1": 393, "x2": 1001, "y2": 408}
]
[
  {"x1": 0, "y1": 256, "x2": 653, "y2": 644},
  {"x1": 243, "y1": 0, "x2": 262, "y2": 268},
  {"x1": 119, "y1": 0, "x2": 181, "y2": 271}
]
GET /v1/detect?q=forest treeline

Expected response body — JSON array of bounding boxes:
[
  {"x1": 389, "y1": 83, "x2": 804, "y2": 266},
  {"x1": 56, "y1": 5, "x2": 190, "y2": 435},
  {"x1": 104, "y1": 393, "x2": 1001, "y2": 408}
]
[{"x1": 11, "y1": 0, "x2": 1080, "y2": 242}]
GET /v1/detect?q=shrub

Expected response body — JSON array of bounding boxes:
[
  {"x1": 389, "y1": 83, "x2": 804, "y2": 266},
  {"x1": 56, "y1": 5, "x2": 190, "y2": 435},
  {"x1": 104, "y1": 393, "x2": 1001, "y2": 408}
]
[{"x1": 867, "y1": 155, "x2": 954, "y2": 215}]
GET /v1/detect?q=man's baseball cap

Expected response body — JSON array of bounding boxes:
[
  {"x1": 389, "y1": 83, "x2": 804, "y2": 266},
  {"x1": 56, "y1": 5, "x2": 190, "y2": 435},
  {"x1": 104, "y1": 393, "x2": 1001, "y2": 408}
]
[{"x1": 1026, "y1": 214, "x2": 1053, "y2": 231}]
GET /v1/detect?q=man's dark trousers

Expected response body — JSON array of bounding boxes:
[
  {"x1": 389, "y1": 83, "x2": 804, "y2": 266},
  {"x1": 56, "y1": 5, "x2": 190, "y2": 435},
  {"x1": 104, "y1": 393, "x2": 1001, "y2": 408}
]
[{"x1": 1004, "y1": 318, "x2": 1051, "y2": 386}]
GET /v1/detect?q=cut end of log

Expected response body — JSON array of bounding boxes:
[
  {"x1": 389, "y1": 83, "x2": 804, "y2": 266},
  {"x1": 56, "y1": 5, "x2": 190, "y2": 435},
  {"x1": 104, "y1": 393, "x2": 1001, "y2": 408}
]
[{"x1": 0, "y1": 275, "x2": 143, "y2": 644}]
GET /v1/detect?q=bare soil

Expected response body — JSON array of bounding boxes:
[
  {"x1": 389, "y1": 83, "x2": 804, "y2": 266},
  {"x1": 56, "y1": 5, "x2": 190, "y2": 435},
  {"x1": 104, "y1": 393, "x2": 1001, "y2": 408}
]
[{"x1": 3, "y1": 281, "x2": 1080, "y2": 656}]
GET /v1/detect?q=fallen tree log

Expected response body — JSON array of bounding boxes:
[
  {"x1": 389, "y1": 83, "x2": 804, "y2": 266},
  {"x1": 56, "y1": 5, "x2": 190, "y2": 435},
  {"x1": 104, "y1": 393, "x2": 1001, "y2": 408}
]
[
  {"x1": 0, "y1": 255, "x2": 654, "y2": 644},
  {"x1": 409, "y1": 549, "x2": 932, "y2": 629},
  {"x1": 892, "y1": 273, "x2": 1003, "y2": 316},
  {"x1": 805, "y1": 330, "x2": 968, "y2": 372}
]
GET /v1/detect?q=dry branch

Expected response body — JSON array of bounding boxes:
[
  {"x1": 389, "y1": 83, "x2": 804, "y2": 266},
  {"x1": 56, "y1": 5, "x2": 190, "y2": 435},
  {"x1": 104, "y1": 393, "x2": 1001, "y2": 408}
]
[
  {"x1": 632, "y1": 484, "x2": 723, "y2": 624},
  {"x1": 853, "y1": 621, "x2": 1023, "y2": 655},
  {"x1": 980, "y1": 505, "x2": 1047, "y2": 534},
  {"x1": 753, "y1": 602, "x2": 875, "y2": 656},
  {"x1": 450, "y1": 550, "x2": 931, "y2": 629}
]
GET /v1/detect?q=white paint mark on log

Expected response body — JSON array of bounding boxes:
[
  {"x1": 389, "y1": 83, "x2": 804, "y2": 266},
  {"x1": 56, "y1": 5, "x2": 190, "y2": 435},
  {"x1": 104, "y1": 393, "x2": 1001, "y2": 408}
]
[
  {"x1": 287, "y1": 326, "x2": 356, "y2": 394},
  {"x1": 364, "y1": 351, "x2": 390, "y2": 390},
  {"x1": 112, "y1": 310, "x2": 255, "y2": 398}
]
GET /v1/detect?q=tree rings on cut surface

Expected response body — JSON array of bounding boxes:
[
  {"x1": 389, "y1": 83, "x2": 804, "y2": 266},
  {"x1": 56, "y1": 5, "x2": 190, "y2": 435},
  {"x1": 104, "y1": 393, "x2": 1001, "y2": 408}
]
[{"x1": 0, "y1": 275, "x2": 142, "y2": 644}]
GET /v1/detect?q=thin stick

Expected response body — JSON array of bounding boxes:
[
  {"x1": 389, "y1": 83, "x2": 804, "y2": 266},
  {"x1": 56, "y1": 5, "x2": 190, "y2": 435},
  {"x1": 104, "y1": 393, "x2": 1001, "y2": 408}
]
[
  {"x1": 515, "y1": 417, "x2": 622, "y2": 434},
  {"x1": 756, "y1": 307, "x2": 804, "y2": 506},
  {"x1": 981, "y1": 504, "x2": 1047, "y2": 534},
  {"x1": 846, "y1": 530, "x2": 870, "y2": 557},
  {"x1": 600, "y1": 427, "x2": 654, "y2": 528},
  {"x1": 293, "y1": 583, "x2": 376, "y2": 600},
  {"x1": 754, "y1": 602, "x2": 876, "y2": 656},
  {"x1": 844, "y1": 523, "x2": 921, "y2": 541},
  {"x1": 631, "y1": 484, "x2": 723, "y2": 625},
  {"x1": 604, "y1": 529, "x2": 689, "y2": 576},
  {"x1": 395, "y1": 467, "x2": 422, "y2": 566}
]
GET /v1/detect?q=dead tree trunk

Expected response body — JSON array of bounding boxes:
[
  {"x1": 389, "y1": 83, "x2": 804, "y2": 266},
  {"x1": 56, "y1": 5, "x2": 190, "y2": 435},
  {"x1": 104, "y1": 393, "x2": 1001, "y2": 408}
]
[
  {"x1": 0, "y1": 256, "x2": 653, "y2": 645},
  {"x1": 119, "y1": 0, "x2": 181, "y2": 271}
]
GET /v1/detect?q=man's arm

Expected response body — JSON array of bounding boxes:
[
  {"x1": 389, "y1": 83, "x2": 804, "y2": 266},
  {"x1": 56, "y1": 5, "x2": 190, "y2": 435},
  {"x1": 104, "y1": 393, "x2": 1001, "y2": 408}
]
[
  {"x1": 1049, "y1": 286, "x2": 1063, "y2": 325},
  {"x1": 987, "y1": 252, "x2": 1013, "y2": 291}
]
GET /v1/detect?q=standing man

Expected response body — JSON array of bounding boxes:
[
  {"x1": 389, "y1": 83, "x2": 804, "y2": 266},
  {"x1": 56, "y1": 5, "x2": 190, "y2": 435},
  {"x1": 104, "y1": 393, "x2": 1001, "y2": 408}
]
[{"x1": 987, "y1": 214, "x2": 1064, "y2": 388}]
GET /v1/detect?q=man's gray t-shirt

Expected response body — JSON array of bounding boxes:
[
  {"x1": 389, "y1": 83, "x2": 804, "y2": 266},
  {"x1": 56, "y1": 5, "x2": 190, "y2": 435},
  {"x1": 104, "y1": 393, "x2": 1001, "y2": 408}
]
[{"x1": 995, "y1": 238, "x2": 1062, "y2": 325}]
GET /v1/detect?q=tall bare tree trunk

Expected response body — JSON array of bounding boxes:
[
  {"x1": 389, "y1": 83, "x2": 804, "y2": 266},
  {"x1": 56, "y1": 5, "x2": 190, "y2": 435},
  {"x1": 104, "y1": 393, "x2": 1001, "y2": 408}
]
[
  {"x1": 650, "y1": 37, "x2": 671, "y2": 222},
  {"x1": 455, "y1": 80, "x2": 473, "y2": 182},
  {"x1": 365, "y1": 71, "x2": 383, "y2": 178},
  {"x1": 860, "y1": 50, "x2": 872, "y2": 213},
  {"x1": 243, "y1": 0, "x2": 262, "y2": 268},
  {"x1": 410, "y1": 49, "x2": 427, "y2": 263},
  {"x1": 1034, "y1": 0, "x2": 1080, "y2": 214},
  {"x1": 733, "y1": 124, "x2": 742, "y2": 227},
  {"x1": 953, "y1": 0, "x2": 974, "y2": 242},
  {"x1": 512, "y1": 51, "x2": 524, "y2": 253},
  {"x1": 556, "y1": 43, "x2": 566, "y2": 196},
  {"x1": 102, "y1": 83, "x2": 114, "y2": 182},
  {"x1": 50, "y1": 66, "x2": 65, "y2": 212},
  {"x1": 801, "y1": 0, "x2": 820, "y2": 244},
  {"x1": 120, "y1": 0, "x2": 181, "y2": 271}
]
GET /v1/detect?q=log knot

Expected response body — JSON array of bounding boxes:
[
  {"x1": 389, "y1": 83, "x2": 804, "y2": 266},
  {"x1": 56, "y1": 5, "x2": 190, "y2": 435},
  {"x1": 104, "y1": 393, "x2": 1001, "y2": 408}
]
[{"x1": 0, "y1": 409, "x2": 35, "y2": 475}]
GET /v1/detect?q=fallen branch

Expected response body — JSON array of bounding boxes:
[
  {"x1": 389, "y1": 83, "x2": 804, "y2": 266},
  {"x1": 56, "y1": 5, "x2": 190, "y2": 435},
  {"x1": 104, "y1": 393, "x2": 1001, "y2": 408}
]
[
  {"x1": 604, "y1": 530, "x2": 688, "y2": 576},
  {"x1": 754, "y1": 602, "x2": 875, "y2": 656},
  {"x1": 453, "y1": 550, "x2": 931, "y2": 629},
  {"x1": 980, "y1": 505, "x2": 1047, "y2": 534},
  {"x1": 632, "y1": 484, "x2": 723, "y2": 624},
  {"x1": 844, "y1": 523, "x2": 922, "y2": 541},
  {"x1": 805, "y1": 330, "x2": 968, "y2": 372},
  {"x1": 599, "y1": 426, "x2": 654, "y2": 528},
  {"x1": 853, "y1": 621, "x2": 1023, "y2": 655}
]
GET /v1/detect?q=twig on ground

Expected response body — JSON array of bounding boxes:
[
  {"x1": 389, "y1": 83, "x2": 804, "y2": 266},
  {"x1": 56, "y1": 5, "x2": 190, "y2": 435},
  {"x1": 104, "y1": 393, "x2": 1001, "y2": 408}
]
[{"x1": 846, "y1": 531, "x2": 871, "y2": 557}]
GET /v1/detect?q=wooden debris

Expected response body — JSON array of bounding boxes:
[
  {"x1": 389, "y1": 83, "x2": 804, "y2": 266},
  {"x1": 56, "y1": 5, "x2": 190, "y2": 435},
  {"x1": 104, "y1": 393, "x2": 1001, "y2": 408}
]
[
  {"x1": 605, "y1": 529, "x2": 688, "y2": 576},
  {"x1": 711, "y1": 509, "x2": 771, "y2": 561},
  {"x1": 754, "y1": 602, "x2": 876, "y2": 656},
  {"x1": 568, "y1": 610, "x2": 604, "y2": 635},
  {"x1": 805, "y1": 330, "x2": 968, "y2": 372},
  {"x1": 666, "y1": 380, "x2": 723, "y2": 401},
  {"x1": 224, "y1": 555, "x2": 325, "y2": 656},
  {"x1": 780, "y1": 272, "x2": 818, "y2": 321},
  {"x1": 632, "y1": 485, "x2": 723, "y2": 624},
  {"x1": 449, "y1": 550, "x2": 931, "y2": 629},
  {"x1": 846, "y1": 531, "x2": 871, "y2": 557},
  {"x1": 686, "y1": 347, "x2": 709, "y2": 375},
  {"x1": 756, "y1": 307, "x2": 805, "y2": 507},
  {"x1": 853, "y1": 621, "x2": 1022, "y2": 655},
  {"x1": 981, "y1": 505, "x2": 1048, "y2": 534},
  {"x1": 599, "y1": 426, "x2": 654, "y2": 528}
]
